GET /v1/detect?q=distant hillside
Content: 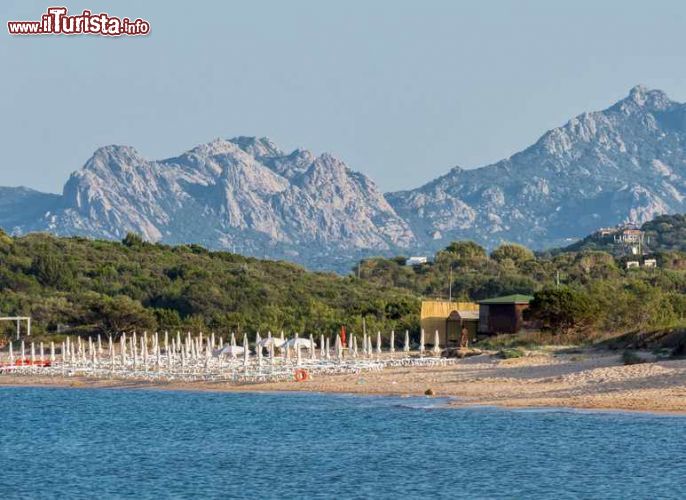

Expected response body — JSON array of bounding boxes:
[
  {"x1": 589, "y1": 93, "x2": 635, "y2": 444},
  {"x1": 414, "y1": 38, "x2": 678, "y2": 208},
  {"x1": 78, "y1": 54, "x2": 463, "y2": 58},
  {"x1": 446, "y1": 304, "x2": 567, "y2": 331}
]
[
  {"x1": 0, "y1": 231, "x2": 418, "y2": 338},
  {"x1": 559, "y1": 213, "x2": 686, "y2": 255}
]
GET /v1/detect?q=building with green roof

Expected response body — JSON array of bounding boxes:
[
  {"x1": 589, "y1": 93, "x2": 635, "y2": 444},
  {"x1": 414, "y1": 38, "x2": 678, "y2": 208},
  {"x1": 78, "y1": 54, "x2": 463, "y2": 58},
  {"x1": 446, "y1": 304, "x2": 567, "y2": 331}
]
[{"x1": 477, "y1": 294, "x2": 534, "y2": 334}]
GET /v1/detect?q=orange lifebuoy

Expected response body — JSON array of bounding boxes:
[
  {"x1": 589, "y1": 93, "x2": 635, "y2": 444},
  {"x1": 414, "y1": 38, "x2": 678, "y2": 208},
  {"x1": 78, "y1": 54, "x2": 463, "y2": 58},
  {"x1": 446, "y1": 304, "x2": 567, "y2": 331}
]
[{"x1": 294, "y1": 368, "x2": 309, "y2": 382}]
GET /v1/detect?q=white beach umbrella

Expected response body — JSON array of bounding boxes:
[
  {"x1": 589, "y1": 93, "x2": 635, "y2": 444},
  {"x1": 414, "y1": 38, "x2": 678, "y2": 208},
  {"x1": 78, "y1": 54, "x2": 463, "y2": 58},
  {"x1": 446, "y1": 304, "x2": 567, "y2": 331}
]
[
  {"x1": 243, "y1": 334, "x2": 249, "y2": 366},
  {"x1": 121, "y1": 333, "x2": 127, "y2": 365},
  {"x1": 219, "y1": 344, "x2": 245, "y2": 357},
  {"x1": 8, "y1": 341, "x2": 13, "y2": 363},
  {"x1": 258, "y1": 337, "x2": 286, "y2": 349},
  {"x1": 419, "y1": 329, "x2": 425, "y2": 353},
  {"x1": 257, "y1": 334, "x2": 263, "y2": 366},
  {"x1": 367, "y1": 336, "x2": 373, "y2": 357},
  {"x1": 390, "y1": 331, "x2": 395, "y2": 353},
  {"x1": 50, "y1": 341, "x2": 55, "y2": 363},
  {"x1": 283, "y1": 337, "x2": 314, "y2": 350},
  {"x1": 362, "y1": 333, "x2": 367, "y2": 355},
  {"x1": 334, "y1": 334, "x2": 341, "y2": 361},
  {"x1": 325, "y1": 337, "x2": 331, "y2": 360},
  {"x1": 320, "y1": 335, "x2": 326, "y2": 359},
  {"x1": 309, "y1": 335, "x2": 316, "y2": 360},
  {"x1": 352, "y1": 335, "x2": 358, "y2": 358},
  {"x1": 404, "y1": 331, "x2": 410, "y2": 353},
  {"x1": 433, "y1": 330, "x2": 441, "y2": 354},
  {"x1": 376, "y1": 331, "x2": 382, "y2": 354}
]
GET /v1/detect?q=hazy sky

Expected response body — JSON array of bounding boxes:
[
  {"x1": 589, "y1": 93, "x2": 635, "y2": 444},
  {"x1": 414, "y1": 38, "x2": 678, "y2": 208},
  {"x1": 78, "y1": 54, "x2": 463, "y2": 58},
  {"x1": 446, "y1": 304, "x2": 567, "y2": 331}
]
[{"x1": 3, "y1": 0, "x2": 686, "y2": 193}]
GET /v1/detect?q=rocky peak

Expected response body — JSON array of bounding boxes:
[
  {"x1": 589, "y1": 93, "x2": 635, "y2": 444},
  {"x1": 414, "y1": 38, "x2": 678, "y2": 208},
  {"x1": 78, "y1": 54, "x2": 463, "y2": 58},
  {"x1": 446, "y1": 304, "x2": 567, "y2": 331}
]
[
  {"x1": 615, "y1": 85, "x2": 673, "y2": 113},
  {"x1": 82, "y1": 145, "x2": 147, "y2": 173},
  {"x1": 229, "y1": 136, "x2": 283, "y2": 159}
]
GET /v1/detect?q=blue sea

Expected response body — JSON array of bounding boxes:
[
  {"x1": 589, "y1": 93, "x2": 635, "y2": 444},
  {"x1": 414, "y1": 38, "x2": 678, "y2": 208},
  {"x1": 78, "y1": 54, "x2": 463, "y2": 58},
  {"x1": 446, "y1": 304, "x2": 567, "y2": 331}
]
[{"x1": 0, "y1": 388, "x2": 684, "y2": 499}]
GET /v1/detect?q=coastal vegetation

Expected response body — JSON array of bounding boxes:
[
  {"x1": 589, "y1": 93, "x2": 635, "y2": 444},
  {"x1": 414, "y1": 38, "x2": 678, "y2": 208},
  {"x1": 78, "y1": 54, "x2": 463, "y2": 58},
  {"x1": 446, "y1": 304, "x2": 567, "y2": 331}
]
[
  {"x1": 0, "y1": 230, "x2": 419, "y2": 339},
  {"x1": 354, "y1": 225, "x2": 686, "y2": 342},
  {"x1": 1, "y1": 214, "x2": 686, "y2": 346}
]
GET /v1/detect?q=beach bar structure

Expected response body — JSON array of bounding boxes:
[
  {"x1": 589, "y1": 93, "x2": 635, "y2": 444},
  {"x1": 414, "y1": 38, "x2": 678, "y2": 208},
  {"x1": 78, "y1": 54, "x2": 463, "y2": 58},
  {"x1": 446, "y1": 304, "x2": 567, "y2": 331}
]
[
  {"x1": 420, "y1": 301, "x2": 479, "y2": 346},
  {"x1": 477, "y1": 294, "x2": 533, "y2": 334}
]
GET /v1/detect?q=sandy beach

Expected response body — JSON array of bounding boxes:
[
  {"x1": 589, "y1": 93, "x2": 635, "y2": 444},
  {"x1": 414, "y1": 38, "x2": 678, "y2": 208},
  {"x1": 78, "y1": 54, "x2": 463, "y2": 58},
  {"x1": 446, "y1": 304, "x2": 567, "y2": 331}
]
[{"x1": 2, "y1": 349, "x2": 685, "y2": 413}]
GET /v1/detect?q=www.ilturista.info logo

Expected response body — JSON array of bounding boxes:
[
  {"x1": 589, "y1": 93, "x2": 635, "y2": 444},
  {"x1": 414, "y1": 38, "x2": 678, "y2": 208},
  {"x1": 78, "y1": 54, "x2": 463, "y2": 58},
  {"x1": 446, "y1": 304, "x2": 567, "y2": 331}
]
[{"x1": 7, "y1": 6, "x2": 150, "y2": 36}]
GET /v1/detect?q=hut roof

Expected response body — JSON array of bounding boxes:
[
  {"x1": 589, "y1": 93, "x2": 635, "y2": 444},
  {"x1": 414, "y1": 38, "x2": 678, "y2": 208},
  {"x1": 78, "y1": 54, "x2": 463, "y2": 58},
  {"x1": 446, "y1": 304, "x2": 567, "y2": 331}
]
[{"x1": 478, "y1": 294, "x2": 534, "y2": 305}]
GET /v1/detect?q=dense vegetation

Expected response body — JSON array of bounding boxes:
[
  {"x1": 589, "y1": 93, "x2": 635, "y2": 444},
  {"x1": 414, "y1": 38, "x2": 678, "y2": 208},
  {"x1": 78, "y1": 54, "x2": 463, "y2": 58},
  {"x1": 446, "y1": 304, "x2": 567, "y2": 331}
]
[
  {"x1": 355, "y1": 239, "x2": 686, "y2": 338},
  {"x1": 0, "y1": 231, "x2": 419, "y2": 339},
  {"x1": 2, "y1": 212, "x2": 686, "y2": 345}
]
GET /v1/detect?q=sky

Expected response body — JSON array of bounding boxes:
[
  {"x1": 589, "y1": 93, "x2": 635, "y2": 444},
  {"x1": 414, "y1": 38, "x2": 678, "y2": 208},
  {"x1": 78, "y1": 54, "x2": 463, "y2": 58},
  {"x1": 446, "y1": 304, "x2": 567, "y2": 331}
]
[{"x1": 2, "y1": 0, "x2": 686, "y2": 194}]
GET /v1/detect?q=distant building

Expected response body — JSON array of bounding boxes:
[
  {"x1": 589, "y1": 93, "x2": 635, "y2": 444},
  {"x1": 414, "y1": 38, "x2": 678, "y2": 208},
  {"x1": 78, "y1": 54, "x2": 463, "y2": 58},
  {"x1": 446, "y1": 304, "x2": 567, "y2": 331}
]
[
  {"x1": 597, "y1": 227, "x2": 616, "y2": 237},
  {"x1": 626, "y1": 260, "x2": 640, "y2": 269},
  {"x1": 406, "y1": 256, "x2": 428, "y2": 266},
  {"x1": 420, "y1": 300, "x2": 479, "y2": 346},
  {"x1": 643, "y1": 258, "x2": 657, "y2": 268},
  {"x1": 478, "y1": 294, "x2": 533, "y2": 334},
  {"x1": 613, "y1": 226, "x2": 647, "y2": 256}
]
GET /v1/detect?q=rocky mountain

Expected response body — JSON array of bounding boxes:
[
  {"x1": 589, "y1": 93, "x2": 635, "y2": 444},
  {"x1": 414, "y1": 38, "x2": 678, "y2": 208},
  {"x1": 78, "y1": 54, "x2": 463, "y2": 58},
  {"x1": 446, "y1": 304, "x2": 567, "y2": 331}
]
[
  {"x1": 387, "y1": 85, "x2": 686, "y2": 251},
  {"x1": 0, "y1": 137, "x2": 414, "y2": 270},
  {"x1": 2, "y1": 86, "x2": 686, "y2": 271}
]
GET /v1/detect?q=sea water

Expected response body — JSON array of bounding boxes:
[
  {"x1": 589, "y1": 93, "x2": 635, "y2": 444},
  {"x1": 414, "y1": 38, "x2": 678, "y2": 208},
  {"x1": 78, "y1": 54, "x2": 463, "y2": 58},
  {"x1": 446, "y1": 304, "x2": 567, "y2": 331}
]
[{"x1": 0, "y1": 387, "x2": 684, "y2": 499}]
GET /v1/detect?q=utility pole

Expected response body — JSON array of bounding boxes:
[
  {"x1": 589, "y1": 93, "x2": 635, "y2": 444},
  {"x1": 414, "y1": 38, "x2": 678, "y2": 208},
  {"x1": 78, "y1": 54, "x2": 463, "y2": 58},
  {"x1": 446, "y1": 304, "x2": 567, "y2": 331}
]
[{"x1": 448, "y1": 266, "x2": 453, "y2": 302}]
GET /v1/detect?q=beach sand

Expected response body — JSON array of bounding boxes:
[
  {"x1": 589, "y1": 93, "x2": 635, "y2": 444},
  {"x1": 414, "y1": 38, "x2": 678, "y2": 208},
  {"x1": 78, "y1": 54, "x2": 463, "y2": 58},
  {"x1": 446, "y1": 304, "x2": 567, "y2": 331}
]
[{"x1": 2, "y1": 350, "x2": 686, "y2": 413}]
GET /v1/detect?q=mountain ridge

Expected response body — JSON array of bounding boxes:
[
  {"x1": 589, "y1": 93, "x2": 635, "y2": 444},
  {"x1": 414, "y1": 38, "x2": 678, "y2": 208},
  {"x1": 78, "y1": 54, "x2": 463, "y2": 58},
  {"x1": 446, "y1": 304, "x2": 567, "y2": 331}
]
[{"x1": 3, "y1": 86, "x2": 686, "y2": 271}]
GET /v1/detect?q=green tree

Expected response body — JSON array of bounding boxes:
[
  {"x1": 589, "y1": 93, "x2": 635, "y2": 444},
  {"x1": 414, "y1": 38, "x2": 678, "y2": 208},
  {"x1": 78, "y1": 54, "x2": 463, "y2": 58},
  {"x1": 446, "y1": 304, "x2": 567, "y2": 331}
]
[
  {"x1": 528, "y1": 287, "x2": 595, "y2": 335},
  {"x1": 443, "y1": 241, "x2": 487, "y2": 261},
  {"x1": 490, "y1": 243, "x2": 535, "y2": 265}
]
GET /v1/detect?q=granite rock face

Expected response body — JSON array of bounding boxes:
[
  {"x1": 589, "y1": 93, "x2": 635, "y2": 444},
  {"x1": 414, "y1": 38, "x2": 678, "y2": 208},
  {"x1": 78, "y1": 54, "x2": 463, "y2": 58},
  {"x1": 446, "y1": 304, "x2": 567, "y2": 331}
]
[
  {"x1": 387, "y1": 86, "x2": 686, "y2": 251},
  {"x1": 3, "y1": 86, "x2": 686, "y2": 271},
  {"x1": 2, "y1": 137, "x2": 414, "y2": 269}
]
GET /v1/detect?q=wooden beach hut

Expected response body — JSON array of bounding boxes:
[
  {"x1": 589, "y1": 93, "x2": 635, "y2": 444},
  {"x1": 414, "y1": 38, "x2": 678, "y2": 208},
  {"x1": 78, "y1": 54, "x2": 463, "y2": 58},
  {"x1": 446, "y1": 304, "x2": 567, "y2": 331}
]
[
  {"x1": 477, "y1": 294, "x2": 533, "y2": 334},
  {"x1": 420, "y1": 300, "x2": 479, "y2": 347}
]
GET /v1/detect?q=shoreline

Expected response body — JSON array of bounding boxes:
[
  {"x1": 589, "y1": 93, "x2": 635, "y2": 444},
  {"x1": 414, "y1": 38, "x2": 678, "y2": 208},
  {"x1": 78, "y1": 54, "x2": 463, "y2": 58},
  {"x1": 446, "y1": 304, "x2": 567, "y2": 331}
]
[{"x1": 3, "y1": 350, "x2": 686, "y2": 415}]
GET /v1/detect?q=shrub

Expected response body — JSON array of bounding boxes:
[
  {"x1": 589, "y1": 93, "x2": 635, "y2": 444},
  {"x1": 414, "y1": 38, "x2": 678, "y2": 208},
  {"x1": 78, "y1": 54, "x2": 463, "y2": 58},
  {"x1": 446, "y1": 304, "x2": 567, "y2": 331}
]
[
  {"x1": 621, "y1": 350, "x2": 646, "y2": 365},
  {"x1": 498, "y1": 348, "x2": 525, "y2": 359}
]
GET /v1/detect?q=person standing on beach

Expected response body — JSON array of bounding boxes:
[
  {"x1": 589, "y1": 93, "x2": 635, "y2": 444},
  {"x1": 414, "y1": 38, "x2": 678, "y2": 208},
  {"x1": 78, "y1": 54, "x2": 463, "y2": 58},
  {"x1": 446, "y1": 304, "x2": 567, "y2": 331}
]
[{"x1": 460, "y1": 327, "x2": 469, "y2": 348}]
